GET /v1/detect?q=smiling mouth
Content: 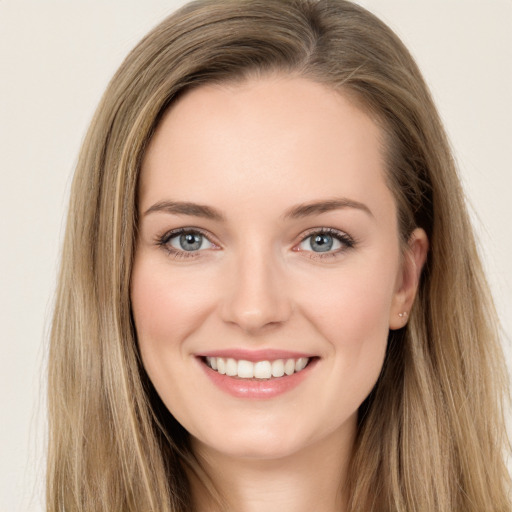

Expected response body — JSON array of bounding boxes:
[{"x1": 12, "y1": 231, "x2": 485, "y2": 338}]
[{"x1": 202, "y1": 356, "x2": 313, "y2": 380}]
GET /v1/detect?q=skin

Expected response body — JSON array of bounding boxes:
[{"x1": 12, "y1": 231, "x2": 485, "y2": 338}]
[{"x1": 131, "y1": 76, "x2": 428, "y2": 512}]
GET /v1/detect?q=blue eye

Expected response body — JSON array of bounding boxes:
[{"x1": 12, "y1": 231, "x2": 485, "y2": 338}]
[
  {"x1": 168, "y1": 231, "x2": 213, "y2": 252},
  {"x1": 298, "y1": 229, "x2": 354, "y2": 255},
  {"x1": 304, "y1": 233, "x2": 337, "y2": 252}
]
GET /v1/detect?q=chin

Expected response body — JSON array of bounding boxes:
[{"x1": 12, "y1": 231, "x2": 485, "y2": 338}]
[{"x1": 197, "y1": 433, "x2": 305, "y2": 461}]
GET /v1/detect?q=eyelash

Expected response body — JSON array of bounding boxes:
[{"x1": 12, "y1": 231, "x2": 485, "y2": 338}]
[
  {"x1": 155, "y1": 227, "x2": 356, "y2": 260},
  {"x1": 296, "y1": 227, "x2": 356, "y2": 260},
  {"x1": 155, "y1": 227, "x2": 216, "y2": 260}
]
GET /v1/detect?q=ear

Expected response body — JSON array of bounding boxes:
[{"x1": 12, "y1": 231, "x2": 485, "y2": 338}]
[{"x1": 389, "y1": 227, "x2": 429, "y2": 330}]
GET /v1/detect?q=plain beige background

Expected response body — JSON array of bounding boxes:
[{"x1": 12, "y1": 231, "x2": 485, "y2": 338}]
[{"x1": 1, "y1": 1, "x2": 510, "y2": 510}]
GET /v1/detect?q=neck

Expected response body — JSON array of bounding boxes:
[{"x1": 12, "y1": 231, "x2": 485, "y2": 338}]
[{"x1": 187, "y1": 423, "x2": 356, "y2": 512}]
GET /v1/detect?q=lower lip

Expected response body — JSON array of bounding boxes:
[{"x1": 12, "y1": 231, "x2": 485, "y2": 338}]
[{"x1": 197, "y1": 357, "x2": 318, "y2": 399}]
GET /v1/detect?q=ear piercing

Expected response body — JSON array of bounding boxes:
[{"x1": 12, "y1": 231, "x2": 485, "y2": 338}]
[{"x1": 398, "y1": 311, "x2": 408, "y2": 318}]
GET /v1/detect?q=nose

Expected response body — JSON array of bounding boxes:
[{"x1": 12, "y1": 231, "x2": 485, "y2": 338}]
[{"x1": 219, "y1": 246, "x2": 292, "y2": 335}]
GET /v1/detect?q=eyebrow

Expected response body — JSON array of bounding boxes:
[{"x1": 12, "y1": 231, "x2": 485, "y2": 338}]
[
  {"x1": 143, "y1": 197, "x2": 373, "y2": 221},
  {"x1": 144, "y1": 200, "x2": 226, "y2": 221},
  {"x1": 283, "y1": 198, "x2": 374, "y2": 220}
]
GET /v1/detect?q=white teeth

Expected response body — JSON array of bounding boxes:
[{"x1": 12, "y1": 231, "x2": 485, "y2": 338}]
[
  {"x1": 254, "y1": 361, "x2": 272, "y2": 379},
  {"x1": 204, "y1": 356, "x2": 311, "y2": 379},
  {"x1": 225, "y1": 358, "x2": 237, "y2": 376},
  {"x1": 217, "y1": 358, "x2": 226, "y2": 375},
  {"x1": 237, "y1": 360, "x2": 254, "y2": 378},
  {"x1": 295, "y1": 357, "x2": 308, "y2": 372},
  {"x1": 284, "y1": 359, "x2": 295, "y2": 376},
  {"x1": 271, "y1": 359, "x2": 285, "y2": 377}
]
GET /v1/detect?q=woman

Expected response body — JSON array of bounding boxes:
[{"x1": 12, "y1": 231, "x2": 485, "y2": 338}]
[{"x1": 47, "y1": 0, "x2": 511, "y2": 510}]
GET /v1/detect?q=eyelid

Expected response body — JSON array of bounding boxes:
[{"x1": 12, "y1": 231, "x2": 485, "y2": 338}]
[
  {"x1": 155, "y1": 226, "x2": 355, "y2": 260},
  {"x1": 168, "y1": 231, "x2": 214, "y2": 251},
  {"x1": 155, "y1": 227, "x2": 221, "y2": 258},
  {"x1": 162, "y1": 227, "x2": 217, "y2": 244},
  {"x1": 293, "y1": 227, "x2": 355, "y2": 256}
]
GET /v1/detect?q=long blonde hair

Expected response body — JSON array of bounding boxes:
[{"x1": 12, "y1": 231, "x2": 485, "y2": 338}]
[{"x1": 47, "y1": 1, "x2": 511, "y2": 510}]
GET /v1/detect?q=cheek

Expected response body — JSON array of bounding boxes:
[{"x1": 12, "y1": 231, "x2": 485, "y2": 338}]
[
  {"x1": 130, "y1": 257, "x2": 217, "y2": 419},
  {"x1": 294, "y1": 256, "x2": 398, "y2": 399},
  {"x1": 130, "y1": 258, "x2": 214, "y2": 412},
  {"x1": 131, "y1": 257, "x2": 213, "y2": 351},
  {"x1": 300, "y1": 260, "x2": 397, "y2": 345}
]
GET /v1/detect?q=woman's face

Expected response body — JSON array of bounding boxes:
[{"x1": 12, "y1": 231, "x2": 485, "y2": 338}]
[{"x1": 131, "y1": 76, "x2": 424, "y2": 460}]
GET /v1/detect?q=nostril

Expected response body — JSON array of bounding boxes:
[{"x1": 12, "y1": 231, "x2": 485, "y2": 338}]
[{"x1": 221, "y1": 299, "x2": 293, "y2": 334}]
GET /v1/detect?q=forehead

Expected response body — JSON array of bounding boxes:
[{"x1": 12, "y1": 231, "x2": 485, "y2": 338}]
[{"x1": 139, "y1": 76, "x2": 394, "y2": 222}]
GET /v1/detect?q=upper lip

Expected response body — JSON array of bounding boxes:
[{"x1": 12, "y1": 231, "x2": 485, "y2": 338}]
[{"x1": 196, "y1": 349, "x2": 316, "y2": 362}]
